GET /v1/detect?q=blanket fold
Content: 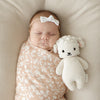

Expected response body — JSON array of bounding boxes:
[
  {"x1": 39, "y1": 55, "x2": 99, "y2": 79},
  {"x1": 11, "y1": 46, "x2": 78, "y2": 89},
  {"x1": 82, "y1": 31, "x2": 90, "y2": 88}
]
[{"x1": 15, "y1": 38, "x2": 66, "y2": 100}]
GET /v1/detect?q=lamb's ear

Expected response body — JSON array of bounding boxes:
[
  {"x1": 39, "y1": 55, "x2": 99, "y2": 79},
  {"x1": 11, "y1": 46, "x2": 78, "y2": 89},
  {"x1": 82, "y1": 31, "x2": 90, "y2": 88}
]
[
  {"x1": 77, "y1": 38, "x2": 85, "y2": 48},
  {"x1": 53, "y1": 44, "x2": 58, "y2": 53}
]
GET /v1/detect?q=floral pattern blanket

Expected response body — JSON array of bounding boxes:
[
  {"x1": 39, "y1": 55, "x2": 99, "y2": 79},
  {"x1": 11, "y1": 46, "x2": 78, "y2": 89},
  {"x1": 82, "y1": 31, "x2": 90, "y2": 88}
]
[{"x1": 15, "y1": 38, "x2": 66, "y2": 100}]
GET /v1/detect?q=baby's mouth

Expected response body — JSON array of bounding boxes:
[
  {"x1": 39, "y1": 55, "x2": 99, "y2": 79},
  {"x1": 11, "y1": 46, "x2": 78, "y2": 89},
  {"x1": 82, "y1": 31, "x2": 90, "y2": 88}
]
[
  {"x1": 40, "y1": 42, "x2": 48, "y2": 47},
  {"x1": 41, "y1": 40, "x2": 48, "y2": 44}
]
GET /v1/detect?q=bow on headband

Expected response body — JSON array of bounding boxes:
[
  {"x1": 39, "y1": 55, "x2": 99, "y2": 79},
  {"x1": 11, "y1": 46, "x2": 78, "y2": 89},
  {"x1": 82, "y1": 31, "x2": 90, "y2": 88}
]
[{"x1": 40, "y1": 15, "x2": 59, "y2": 26}]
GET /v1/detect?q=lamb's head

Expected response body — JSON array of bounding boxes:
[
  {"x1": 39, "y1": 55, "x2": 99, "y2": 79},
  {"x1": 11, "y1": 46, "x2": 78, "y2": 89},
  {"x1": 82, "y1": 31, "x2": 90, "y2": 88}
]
[{"x1": 53, "y1": 35, "x2": 85, "y2": 58}]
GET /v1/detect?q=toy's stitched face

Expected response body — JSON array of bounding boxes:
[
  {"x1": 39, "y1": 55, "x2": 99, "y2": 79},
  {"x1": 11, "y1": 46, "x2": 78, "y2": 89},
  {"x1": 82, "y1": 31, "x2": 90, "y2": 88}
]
[{"x1": 57, "y1": 41, "x2": 80, "y2": 58}]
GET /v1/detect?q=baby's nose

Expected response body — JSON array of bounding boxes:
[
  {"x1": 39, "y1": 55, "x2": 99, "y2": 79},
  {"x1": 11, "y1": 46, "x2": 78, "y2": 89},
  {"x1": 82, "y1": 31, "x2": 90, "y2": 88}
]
[{"x1": 41, "y1": 33, "x2": 48, "y2": 40}]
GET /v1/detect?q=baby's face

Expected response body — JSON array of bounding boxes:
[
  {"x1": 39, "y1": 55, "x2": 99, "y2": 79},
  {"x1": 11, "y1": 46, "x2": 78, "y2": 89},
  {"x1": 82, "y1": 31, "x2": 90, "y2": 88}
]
[{"x1": 30, "y1": 19, "x2": 60, "y2": 50}]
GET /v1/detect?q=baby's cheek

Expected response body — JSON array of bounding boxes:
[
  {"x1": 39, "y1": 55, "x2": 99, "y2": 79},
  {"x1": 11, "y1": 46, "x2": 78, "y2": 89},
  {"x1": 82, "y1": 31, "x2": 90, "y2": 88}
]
[
  {"x1": 49, "y1": 39, "x2": 57, "y2": 47},
  {"x1": 30, "y1": 36, "x2": 39, "y2": 45}
]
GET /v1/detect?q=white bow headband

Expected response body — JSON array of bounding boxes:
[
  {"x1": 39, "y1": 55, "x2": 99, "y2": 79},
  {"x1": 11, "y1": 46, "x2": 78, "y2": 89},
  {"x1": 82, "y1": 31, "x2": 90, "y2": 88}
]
[{"x1": 40, "y1": 15, "x2": 59, "y2": 26}]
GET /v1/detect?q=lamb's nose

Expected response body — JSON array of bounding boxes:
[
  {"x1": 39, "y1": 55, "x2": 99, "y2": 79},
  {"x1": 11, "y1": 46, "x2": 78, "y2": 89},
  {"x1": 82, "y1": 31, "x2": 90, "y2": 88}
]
[{"x1": 67, "y1": 52, "x2": 71, "y2": 56}]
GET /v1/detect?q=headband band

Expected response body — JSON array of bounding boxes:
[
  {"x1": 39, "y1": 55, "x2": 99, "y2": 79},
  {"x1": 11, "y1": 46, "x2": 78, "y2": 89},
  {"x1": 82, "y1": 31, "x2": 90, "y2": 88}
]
[{"x1": 40, "y1": 15, "x2": 59, "y2": 26}]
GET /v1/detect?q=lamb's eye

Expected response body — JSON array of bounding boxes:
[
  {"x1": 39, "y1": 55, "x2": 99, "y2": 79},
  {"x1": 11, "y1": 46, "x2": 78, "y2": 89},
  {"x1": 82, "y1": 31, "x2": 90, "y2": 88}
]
[
  {"x1": 62, "y1": 50, "x2": 65, "y2": 53},
  {"x1": 73, "y1": 48, "x2": 76, "y2": 50}
]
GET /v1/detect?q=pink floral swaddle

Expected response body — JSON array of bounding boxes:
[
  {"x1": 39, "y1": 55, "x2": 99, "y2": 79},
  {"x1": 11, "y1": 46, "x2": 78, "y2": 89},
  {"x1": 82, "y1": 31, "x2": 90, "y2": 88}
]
[{"x1": 15, "y1": 38, "x2": 66, "y2": 100}]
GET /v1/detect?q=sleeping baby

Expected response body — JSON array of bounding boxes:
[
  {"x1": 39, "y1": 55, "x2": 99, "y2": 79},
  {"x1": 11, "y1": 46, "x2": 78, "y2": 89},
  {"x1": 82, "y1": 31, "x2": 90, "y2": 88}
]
[{"x1": 15, "y1": 10, "x2": 67, "y2": 100}]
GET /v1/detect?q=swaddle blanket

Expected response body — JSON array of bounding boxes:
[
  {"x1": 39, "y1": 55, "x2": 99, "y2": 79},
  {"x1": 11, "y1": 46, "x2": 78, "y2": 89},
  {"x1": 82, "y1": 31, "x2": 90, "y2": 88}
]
[{"x1": 15, "y1": 38, "x2": 66, "y2": 100}]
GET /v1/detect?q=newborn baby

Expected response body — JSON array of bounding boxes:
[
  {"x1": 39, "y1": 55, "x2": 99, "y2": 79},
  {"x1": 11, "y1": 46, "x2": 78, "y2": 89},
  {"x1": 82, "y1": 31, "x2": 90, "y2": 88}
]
[{"x1": 15, "y1": 10, "x2": 67, "y2": 100}]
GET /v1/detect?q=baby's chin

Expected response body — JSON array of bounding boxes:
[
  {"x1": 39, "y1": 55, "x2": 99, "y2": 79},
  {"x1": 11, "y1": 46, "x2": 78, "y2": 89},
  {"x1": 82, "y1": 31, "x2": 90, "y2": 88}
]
[{"x1": 39, "y1": 45, "x2": 53, "y2": 51}]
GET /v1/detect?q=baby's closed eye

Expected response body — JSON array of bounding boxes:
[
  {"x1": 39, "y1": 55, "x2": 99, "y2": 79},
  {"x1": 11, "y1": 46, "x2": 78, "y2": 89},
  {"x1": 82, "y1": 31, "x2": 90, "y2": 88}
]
[
  {"x1": 48, "y1": 32, "x2": 56, "y2": 36},
  {"x1": 35, "y1": 32, "x2": 42, "y2": 34}
]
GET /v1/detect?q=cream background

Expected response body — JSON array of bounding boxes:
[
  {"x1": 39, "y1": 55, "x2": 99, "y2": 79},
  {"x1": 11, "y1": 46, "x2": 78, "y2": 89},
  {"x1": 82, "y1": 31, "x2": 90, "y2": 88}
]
[{"x1": 0, "y1": 0, "x2": 100, "y2": 100}]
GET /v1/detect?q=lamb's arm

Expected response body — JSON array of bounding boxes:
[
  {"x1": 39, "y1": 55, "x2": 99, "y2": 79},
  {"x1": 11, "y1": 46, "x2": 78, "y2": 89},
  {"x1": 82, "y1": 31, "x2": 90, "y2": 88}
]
[
  {"x1": 77, "y1": 57, "x2": 88, "y2": 70},
  {"x1": 56, "y1": 60, "x2": 64, "y2": 75}
]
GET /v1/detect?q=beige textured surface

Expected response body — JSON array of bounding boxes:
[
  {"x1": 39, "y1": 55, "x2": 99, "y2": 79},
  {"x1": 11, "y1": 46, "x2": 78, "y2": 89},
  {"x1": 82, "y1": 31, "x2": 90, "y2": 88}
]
[{"x1": 0, "y1": 0, "x2": 100, "y2": 100}]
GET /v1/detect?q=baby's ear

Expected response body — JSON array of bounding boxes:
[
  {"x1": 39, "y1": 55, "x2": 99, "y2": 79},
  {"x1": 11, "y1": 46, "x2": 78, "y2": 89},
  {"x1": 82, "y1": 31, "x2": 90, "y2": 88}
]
[
  {"x1": 53, "y1": 44, "x2": 58, "y2": 53},
  {"x1": 77, "y1": 38, "x2": 85, "y2": 48}
]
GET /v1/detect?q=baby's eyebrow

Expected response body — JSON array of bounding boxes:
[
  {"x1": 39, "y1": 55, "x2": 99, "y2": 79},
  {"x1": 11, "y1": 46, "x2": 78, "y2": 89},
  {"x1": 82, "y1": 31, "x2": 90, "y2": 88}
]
[
  {"x1": 34, "y1": 31, "x2": 41, "y2": 33},
  {"x1": 47, "y1": 32, "x2": 55, "y2": 34}
]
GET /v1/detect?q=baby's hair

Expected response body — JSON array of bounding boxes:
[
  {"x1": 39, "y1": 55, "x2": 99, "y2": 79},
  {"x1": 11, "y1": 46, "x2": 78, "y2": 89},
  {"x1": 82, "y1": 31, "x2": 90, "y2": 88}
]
[{"x1": 29, "y1": 10, "x2": 61, "y2": 31}]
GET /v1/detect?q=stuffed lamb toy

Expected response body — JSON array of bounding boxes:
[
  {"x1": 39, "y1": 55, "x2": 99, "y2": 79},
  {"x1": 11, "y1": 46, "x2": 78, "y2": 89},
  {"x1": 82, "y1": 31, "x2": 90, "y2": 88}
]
[{"x1": 53, "y1": 35, "x2": 88, "y2": 91}]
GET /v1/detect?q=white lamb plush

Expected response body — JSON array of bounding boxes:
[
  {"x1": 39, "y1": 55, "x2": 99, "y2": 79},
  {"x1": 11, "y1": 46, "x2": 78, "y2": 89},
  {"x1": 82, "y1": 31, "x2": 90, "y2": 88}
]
[{"x1": 53, "y1": 35, "x2": 88, "y2": 91}]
